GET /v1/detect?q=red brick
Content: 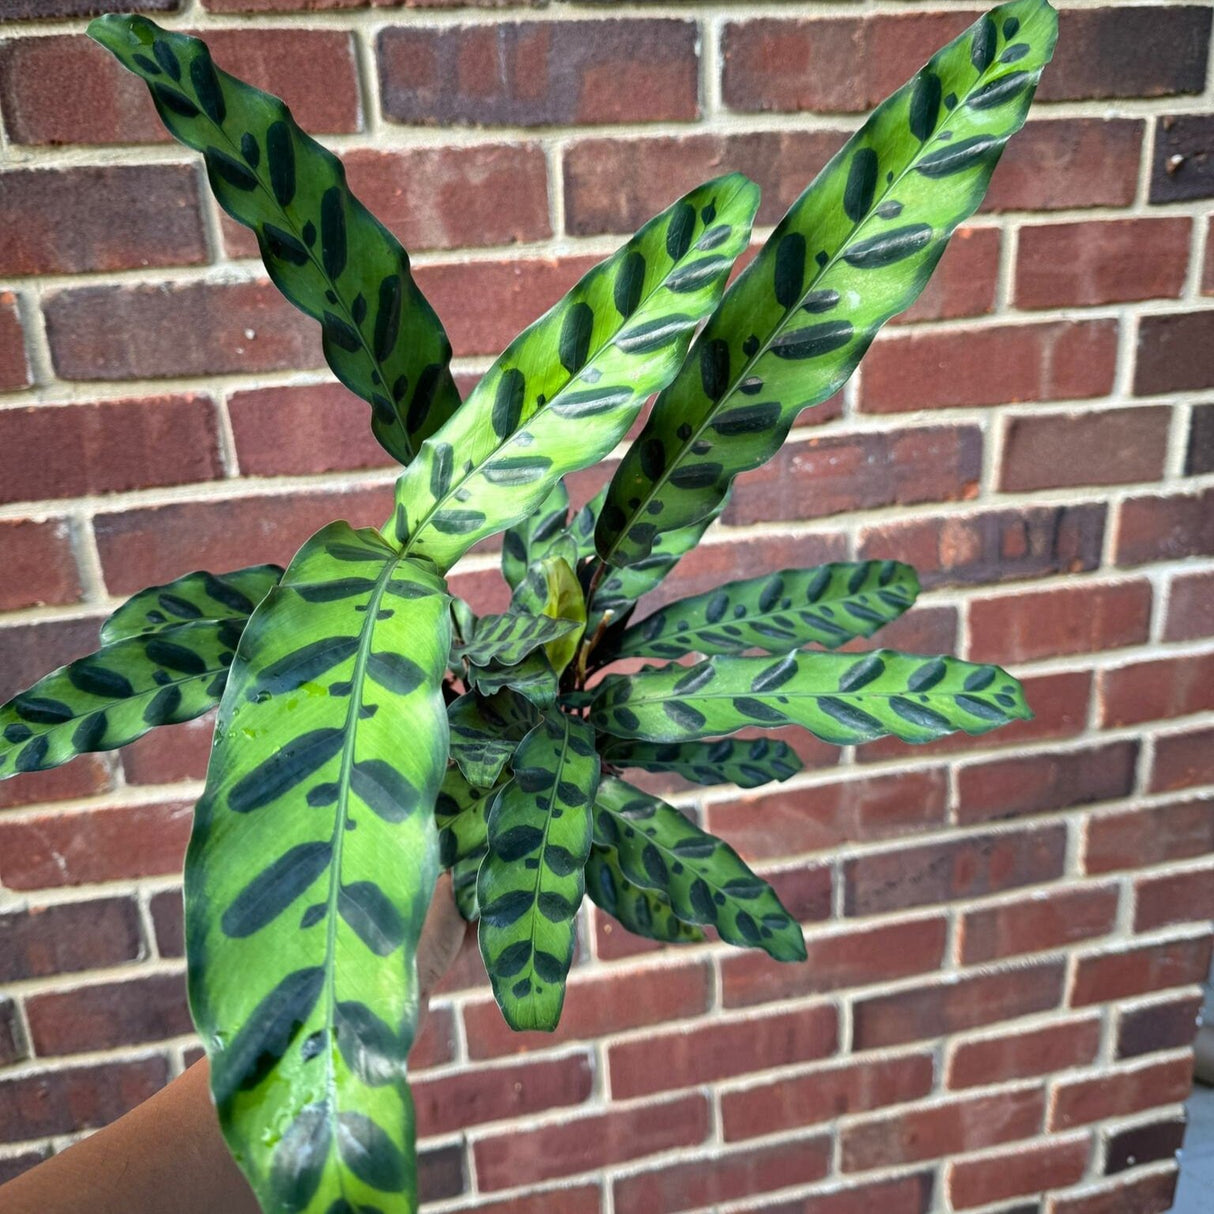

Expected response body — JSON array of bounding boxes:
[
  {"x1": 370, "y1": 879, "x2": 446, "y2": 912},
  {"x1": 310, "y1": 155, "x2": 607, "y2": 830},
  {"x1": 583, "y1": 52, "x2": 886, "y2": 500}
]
[
  {"x1": 463, "y1": 959, "x2": 711, "y2": 1059},
  {"x1": 0, "y1": 616, "x2": 105, "y2": 704},
  {"x1": 1150, "y1": 726, "x2": 1214, "y2": 793},
  {"x1": 1165, "y1": 569, "x2": 1214, "y2": 641},
  {"x1": 1100, "y1": 652, "x2": 1214, "y2": 728},
  {"x1": 437, "y1": 1191, "x2": 601, "y2": 1214},
  {"x1": 0, "y1": 896, "x2": 142, "y2": 982},
  {"x1": 0, "y1": 801, "x2": 192, "y2": 890},
  {"x1": 1087, "y1": 797, "x2": 1214, "y2": 874},
  {"x1": 0, "y1": 166, "x2": 205, "y2": 276},
  {"x1": 853, "y1": 961, "x2": 1067, "y2": 1049},
  {"x1": 26, "y1": 971, "x2": 191, "y2": 1056},
  {"x1": 724, "y1": 427, "x2": 981, "y2": 525},
  {"x1": 949, "y1": 1017, "x2": 1102, "y2": 1090},
  {"x1": 896, "y1": 226, "x2": 1000, "y2": 325},
  {"x1": 1134, "y1": 865, "x2": 1214, "y2": 933},
  {"x1": 413, "y1": 1052, "x2": 592, "y2": 1137},
  {"x1": 722, "y1": 917, "x2": 948, "y2": 1009},
  {"x1": 842, "y1": 1086, "x2": 1044, "y2": 1173},
  {"x1": 860, "y1": 670, "x2": 1093, "y2": 765},
  {"x1": 121, "y1": 715, "x2": 215, "y2": 786},
  {"x1": 1051, "y1": 1055, "x2": 1195, "y2": 1128},
  {"x1": 0, "y1": 518, "x2": 81, "y2": 609},
  {"x1": 0, "y1": 290, "x2": 31, "y2": 391},
  {"x1": 999, "y1": 407, "x2": 1170, "y2": 492},
  {"x1": 1051, "y1": 1167, "x2": 1179, "y2": 1214},
  {"x1": 0, "y1": 31, "x2": 360, "y2": 146},
  {"x1": 708, "y1": 768, "x2": 948, "y2": 862},
  {"x1": 859, "y1": 504, "x2": 1106, "y2": 591},
  {"x1": 0, "y1": 752, "x2": 113, "y2": 810},
  {"x1": 609, "y1": 1004, "x2": 838, "y2": 1100},
  {"x1": 150, "y1": 888, "x2": 184, "y2": 959},
  {"x1": 950, "y1": 1135, "x2": 1090, "y2": 1208},
  {"x1": 377, "y1": 21, "x2": 698, "y2": 127},
  {"x1": 0, "y1": 396, "x2": 222, "y2": 505},
  {"x1": 842, "y1": 605, "x2": 958, "y2": 659},
  {"x1": 957, "y1": 742, "x2": 1139, "y2": 825},
  {"x1": 2, "y1": 0, "x2": 178, "y2": 22},
  {"x1": 0, "y1": 1057, "x2": 169, "y2": 1142},
  {"x1": 1015, "y1": 219, "x2": 1190, "y2": 310},
  {"x1": 409, "y1": 1005, "x2": 456, "y2": 1072},
  {"x1": 1072, "y1": 935, "x2": 1213, "y2": 1007},
  {"x1": 1116, "y1": 487, "x2": 1214, "y2": 565},
  {"x1": 860, "y1": 321, "x2": 1119, "y2": 413},
  {"x1": 44, "y1": 281, "x2": 320, "y2": 382},
  {"x1": 93, "y1": 485, "x2": 391, "y2": 595},
  {"x1": 614, "y1": 1134, "x2": 831, "y2": 1213},
  {"x1": 228, "y1": 383, "x2": 394, "y2": 477},
  {"x1": 1135, "y1": 312, "x2": 1214, "y2": 396},
  {"x1": 746, "y1": 1173, "x2": 936, "y2": 1214},
  {"x1": 844, "y1": 825, "x2": 1067, "y2": 916},
  {"x1": 1117, "y1": 993, "x2": 1204, "y2": 1061},
  {"x1": 473, "y1": 1093, "x2": 709, "y2": 1190},
  {"x1": 0, "y1": 998, "x2": 28, "y2": 1067},
  {"x1": 983, "y1": 119, "x2": 1144, "y2": 212},
  {"x1": 961, "y1": 886, "x2": 1119, "y2": 964},
  {"x1": 970, "y1": 581, "x2": 1151, "y2": 664}
]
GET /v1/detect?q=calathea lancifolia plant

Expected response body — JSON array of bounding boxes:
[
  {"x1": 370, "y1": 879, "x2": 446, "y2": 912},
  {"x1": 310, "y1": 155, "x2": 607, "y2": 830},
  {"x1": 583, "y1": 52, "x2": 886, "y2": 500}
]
[{"x1": 0, "y1": 3, "x2": 1057, "y2": 1211}]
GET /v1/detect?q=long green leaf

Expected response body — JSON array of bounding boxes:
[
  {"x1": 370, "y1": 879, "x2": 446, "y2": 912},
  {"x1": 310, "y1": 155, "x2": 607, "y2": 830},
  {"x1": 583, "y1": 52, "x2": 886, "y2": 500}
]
[
  {"x1": 602, "y1": 737, "x2": 803, "y2": 790},
  {"x1": 590, "y1": 649, "x2": 1031, "y2": 747},
  {"x1": 389, "y1": 174, "x2": 760, "y2": 569},
  {"x1": 447, "y1": 690, "x2": 535, "y2": 789},
  {"x1": 455, "y1": 610, "x2": 581, "y2": 670},
  {"x1": 585, "y1": 845, "x2": 705, "y2": 946},
  {"x1": 595, "y1": 0, "x2": 1057, "y2": 568},
  {"x1": 593, "y1": 776, "x2": 804, "y2": 961},
  {"x1": 187, "y1": 522, "x2": 450, "y2": 1214},
  {"x1": 436, "y1": 766, "x2": 498, "y2": 922},
  {"x1": 611, "y1": 561, "x2": 919, "y2": 660},
  {"x1": 477, "y1": 713, "x2": 599, "y2": 1030},
  {"x1": 502, "y1": 481, "x2": 571, "y2": 591},
  {"x1": 89, "y1": 15, "x2": 460, "y2": 465}
]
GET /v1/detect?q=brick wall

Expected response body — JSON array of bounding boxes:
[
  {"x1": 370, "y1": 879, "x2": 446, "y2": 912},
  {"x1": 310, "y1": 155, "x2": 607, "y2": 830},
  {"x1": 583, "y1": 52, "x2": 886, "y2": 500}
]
[{"x1": 0, "y1": 1, "x2": 1212, "y2": 1210}]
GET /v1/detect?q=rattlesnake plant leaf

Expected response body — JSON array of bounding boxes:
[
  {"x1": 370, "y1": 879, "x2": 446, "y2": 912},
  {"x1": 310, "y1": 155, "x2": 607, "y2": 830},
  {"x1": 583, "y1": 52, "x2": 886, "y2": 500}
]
[
  {"x1": 436, "y1": 766, "x2": 499, "y2": 921},
  {"x1": 89, "y1": 15, "x2": 460, "y2": 465},
  {"x1": 101, "y1": 564, "x2": 282, "y2": 643},
  {"x1": 447, "y1": 690, "x2": 536, "y2": 789},
  {"x1": 455, "y1": 611, "x2": 582, "y2": 670},
  {"x1": 502, "y1": 481, "x2": 571, "y2": 590},
  {"x1": 510, "y1": 556, "x2": 587, "y2": 676},
  {"x1": 602, "y1": 737, "x2": 803, "y2": 790},
  {"x1": 595, "y1": 0, "x2": 1058, "y2": 568},
  {"x1": 593, "y1": 776, "x2": 804, "y2": 961},
  {"x1": 590, "y1": 649, "x2": 1031, "y2": 747},
  {"x1": 571, "y1": 487, "x2": 607, "y2": 564},
  {"x1": 585, "y1": 845, "x2": 705, "y2": 946},
  {"x1": 388, "y1": 174, "x2": 760, "y2": 569},
  {"x1": 612, "y1": 561, "x2": 919, "y2": 661},
  {"x1": 477, "y1": 713, "x2": 599, "y2": 1030},
  {"x1": 466, "y1": 651, "x2": 559, "y2": 710},
  {"x1": 0, "y1": 620, "x2": 242, "y2": 779},
  {"x1": 186, "y1": 521, "x2": 450, "y2": 1214}
]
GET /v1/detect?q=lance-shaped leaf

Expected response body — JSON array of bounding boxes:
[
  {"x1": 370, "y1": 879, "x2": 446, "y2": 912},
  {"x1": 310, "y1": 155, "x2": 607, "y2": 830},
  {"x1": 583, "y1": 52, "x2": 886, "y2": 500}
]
[
  {"x1": 477, "y1": 713, "x2": 599, "y2": 1030},
  {"x1": 593, "y1": 776, "x2": 804, "y2": 961},
  {"x1": 436, "y1": 766, "x2": 499, "y2": 921},
  {"x1": 590, "y1": 648, "x2": 1032, "y2": 747},
  {"x1": 389, "y1": 173, "x2": 760, "y2": 569},
  {"x1": 502, "y1": 481, "x2": 571, "y2": 590},
  {"x1": 510, "y1": 556, "x2": 587, "y2": 676},
  {"x1": 186, "y1": 521, "x2": 450, "y2": 1214},
  {"x1": 455, "y1": 611, "x2": 582, "y2": 670},
  {"x1": 602, "y1": 737, "x2": 803, "y2": 790},
  {"x1": 612, "y1": 561, "x2": 919, "y2": 660},
  {"x1": 585, "y1": 845, "x2": 704, "y2": 946},
  {"x1": 447, "y1": 690, "x2": 536, "y2": 790},
  {"x1": 595, "y1": 0, "x2": 1058, "y2": 568},
  {"x1": 101, "y1": 563, "x2": 282, "y2": 643},
  {"x1": 0, "y1": 619, "x2": 242, "y2": 780},
  {"x1": 570, "y1": 486, "x2": 606, "y2": 564},
  {"x1": 466, "y1": 651, "x2": 558, "y2": 710},
  {"x1": 89, "y1": 15, "x2": 460, "y2": 465}
]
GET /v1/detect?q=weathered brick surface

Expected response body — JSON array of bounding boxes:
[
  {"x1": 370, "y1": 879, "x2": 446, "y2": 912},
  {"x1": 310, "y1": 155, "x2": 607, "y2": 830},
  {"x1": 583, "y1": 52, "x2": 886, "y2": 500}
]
[
  {"x1": 1117, "y1": 487, "x2": 1214, "y2": 565},
  {"x1": 0, "y1": 898, "x2": 142, "y2": 982},
  {"x1": 949, "y1": 1017, "x2": 1102, "y2": 1089},
  {"x1": 960, "y1": 885, "x2": 1119, "y2": 962},
  {"x1": 1134, "y1": 312, "x2": 1214, "y2": 396},
  {"x1": 1150, "y1": 114, "x2": 1214, "y2": 203},
  {"x1": 1187, "y1": 403, "x2": 1214, "y2": 475},
  {"x1": 950, "y1": 1135, "x2": 1090, "y2": 1208},
  {"x1": 0, "y1": 291, "x2": 31, "y2": 392},
  {"x1": 0, "y1": 518, "x2": 82, "y2": 610}
]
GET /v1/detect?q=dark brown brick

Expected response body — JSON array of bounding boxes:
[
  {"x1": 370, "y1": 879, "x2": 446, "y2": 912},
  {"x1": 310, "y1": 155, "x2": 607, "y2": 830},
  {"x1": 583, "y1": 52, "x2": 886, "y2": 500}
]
[
  {"x1": 950, "y1": 1135, "x2": 1089, "y2": 1209},
  {"x1": 844, "y1": 825, "x2": 1067, "y2": 916},
  {"x1": 724, "y1": 426, "x2": 981, "y2": 525},
  {"x1": 0, "y1": 31, "x2": 359, "y2": 146},
  {"x1": 1106, "y1": 1117, "x2": 1186, "y2": 1174},
  {"x1": 1052, "y1": 1169, "x2": 1178, "y2": 1214},
  {"x1": 1117, "y1": 993, "x2": 1204, "y2": 1059},
  {"x1": 0, "y1": 1149, "x2": 48, "y2": 1186},
  {"x1": 1134, "y1": 864, "x2": 1214, "y2": 933},
  {"x1": 0, "y1": 0, "x2": 177, "y2": 19},
  {"x1": 0, "y1": 396, "x2": 222, "y2": 505},
  {"x1": 418, "y1": 1143, "x2": 466, "y2": 1203},
  {"x1": 150, "y1": 888, "x2": 184, "y2": 959},
  {"x1": 1086, "y1": 797, "x2": 1214, "y2": 874},
  {"x1": 0, "y1": 518, "x2": 81, "y2": 610},
  {"x1": 949, "y1": 1017, "x2": 1102, "y2": 1089},
  {"x1": 853, "y1": 961, "x2": 1067, "y2": 1049},
  {"x1": 961, "y1": 885, "x2": 1119, "y2": 964},
  {"x1": 0, "y1": 290, "x2": 31, "y2": 391},
  {"x1": 1150, "y1": 726, "x2": 1214, "y2": 793},
  {"x1": 1052, "y1": 1056, "x2": 1194, "y2": 1127},
  {"x1": 1187, "y1": 403, "x2": 1214, "y2": 475},
  {"x1": 860, "y1": 321, "x2": 1119, "y2": 413},
  {"x1": 956, "y1": 742, "x2": 1139, "y2": 825},
  {"x1": 1134, "y1": 312, "x2": 1214, "y2": 396},
  {"x1": 858, "y1": 504, "x2": 1106, "y2": 590},
  {"x1": 0, "y1": 896, "x2": 142, "y2": 982},
  {"x1": 377, "y1": 21, "x2": 698, "y2": 128},
  {"x1": 1118, "y1": 487, "x2": 1214, "y2": 565},
  {"x1": 0, "y1": 998, "x2": 28, "y2": 1067},
  {"x1": 1072, "y1": 935, "x2": 1213, "y2": 1007},
  {"x1": 1100, "y1": 652, "x2": 1214, "y2": 728},
  {"x1": 1150, "y1": 114, "x2": 1214, "y2": 202},
  {"x1": 45, "y1": 281, "x2": 320, "y2": 382},
  {"x1": 1166, "y1": 570, "x2": 1214, "y2": 642}
]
